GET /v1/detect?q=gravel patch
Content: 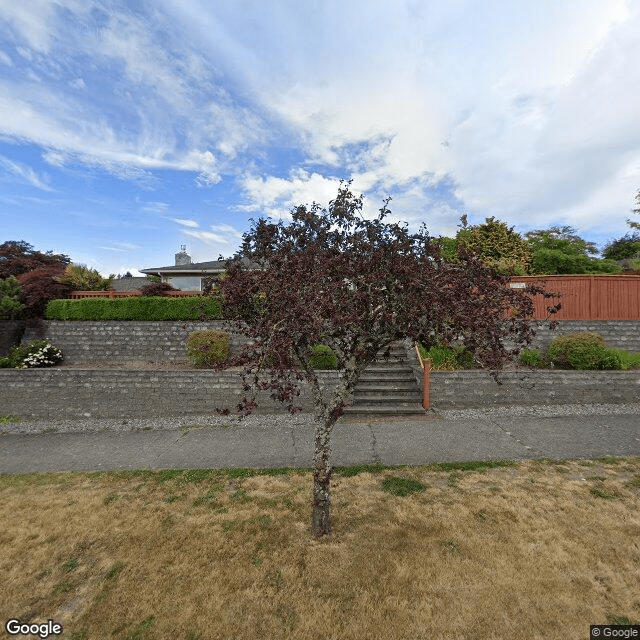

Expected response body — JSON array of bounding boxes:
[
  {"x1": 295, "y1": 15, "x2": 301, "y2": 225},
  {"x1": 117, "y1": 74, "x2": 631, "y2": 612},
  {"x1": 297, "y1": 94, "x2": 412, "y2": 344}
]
[
  {"x1": 2, "y1": 403, "x2": 639, "y2": 435},
  {"x1": 433, "y1": 403, "x2": 640, "y2": 420}
]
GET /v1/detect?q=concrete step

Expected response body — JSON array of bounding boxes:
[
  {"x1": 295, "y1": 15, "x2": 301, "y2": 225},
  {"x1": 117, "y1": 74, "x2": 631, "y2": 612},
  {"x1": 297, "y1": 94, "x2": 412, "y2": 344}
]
[
  {"x1": 355, "y1": 382, "x2": 418, "y2": 392},
  {"x1": 364, "y1": 360, "x2": 411, "y2": 372},
  {"x1": 359, "y1": 372, "x2": 416, "y2": 383},
  {"x1": 351, "y1": 393, "x2": 423, "y2": 403}
]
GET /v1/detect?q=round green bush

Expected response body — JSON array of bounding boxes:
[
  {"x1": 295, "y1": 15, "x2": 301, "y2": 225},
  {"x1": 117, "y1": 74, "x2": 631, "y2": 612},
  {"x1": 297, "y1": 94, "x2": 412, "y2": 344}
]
[
  {"x1": 186, "y1": 330, "x2": 229, "y2": 368},
  {"x1": 309, "y1": 344, "x2": 338, "y2": 369},
  {"x1": 545, "y1": 332, "x2": 622, "y2": 370}
]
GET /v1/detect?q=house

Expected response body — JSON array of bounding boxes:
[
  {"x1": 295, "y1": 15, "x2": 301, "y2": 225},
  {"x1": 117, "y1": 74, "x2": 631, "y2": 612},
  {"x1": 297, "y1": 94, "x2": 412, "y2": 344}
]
[
  {"x1": 141, "y1": 247, "x2": 228, "y2": 291},
  {"x1": 111, "y1": 277, "x2": 150, "y2": 292}
]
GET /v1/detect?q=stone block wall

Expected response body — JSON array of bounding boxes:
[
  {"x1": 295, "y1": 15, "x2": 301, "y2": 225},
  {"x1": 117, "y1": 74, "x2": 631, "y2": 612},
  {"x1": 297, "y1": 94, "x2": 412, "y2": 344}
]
[
  {"x1": 22, "y1": 320, "x2": 640, "y2": 365},
  {"x1": 0, "y1": 369, "x2": 342, "y2": 419},
  {"x1": 22, "y1": 321, "x2": 248, "y2": 364},
  {"x1": 526, "y1": 320, "x2": 640, "y2": 352},
  {"x1": 0, "y1": 320, "x2": 25, "y2": 356},
  {"x1": 429, "y1": 370, "x2": 640, "y2": 408},
  {"x1": 2, "y1": 366, "x2": 638, "y2": 419}
]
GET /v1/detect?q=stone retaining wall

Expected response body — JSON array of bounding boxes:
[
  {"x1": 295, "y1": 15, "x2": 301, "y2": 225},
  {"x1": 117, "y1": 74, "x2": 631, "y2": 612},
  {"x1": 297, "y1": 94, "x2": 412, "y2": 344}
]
[
  {"x1": 525, "y1": 320, "x2": 640, "y2": 352},
  {"x1": 0, "y1": 369, "x2": 342, "y2": 419},
  {"x1": 0, "y1": 320, "x2": 24, "y2": 356},
  {"x1": 22, "y1": 320, "x2": 640, "y2": 366},
  {"x1": 22, "y1": 321, "x2": 247, "y2": 364},
  {"x1": 2, "y1": 368, "x2": 638, "y2": 420},
  {"x1": 429, "y1": 370, "x2": 640, "y2": 408}
]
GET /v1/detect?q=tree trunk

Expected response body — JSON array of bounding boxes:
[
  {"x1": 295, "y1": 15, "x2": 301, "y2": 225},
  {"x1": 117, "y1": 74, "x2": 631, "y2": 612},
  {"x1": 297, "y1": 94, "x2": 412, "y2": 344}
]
[{"x1": 311, "y1": 417, "x2": 335, "y2": 538}]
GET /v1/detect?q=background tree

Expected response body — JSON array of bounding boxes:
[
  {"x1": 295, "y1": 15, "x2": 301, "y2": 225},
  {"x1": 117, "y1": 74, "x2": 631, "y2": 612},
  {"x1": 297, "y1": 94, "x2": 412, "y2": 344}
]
[
  {"x1": 0, "y1": 276, "x2": 24, "y2": 320},
  {"x1": 58, "y1": 264, "x2": 113, "y2": 291},
  {"x1": 17, "y1": 267, "x2": 71, "y2": 318},
  {"x1": 0, "y1": 241, "x2": 72, "y2": 318},
  {"x1": 0, "y1": 240, "x2": 70, "y2": 279},
  {"x1": 525, "y1": 226, "x2": 621, "y2": 275},
  {"x1": 602, "y1": 232, "x2": 640, "y2": 260},
  {"x1": 455, "y1": 216, "x2": 532, "y2": 274},
  {"x1": 216, "y1": 183, "x2": 558, "y2": 538}
]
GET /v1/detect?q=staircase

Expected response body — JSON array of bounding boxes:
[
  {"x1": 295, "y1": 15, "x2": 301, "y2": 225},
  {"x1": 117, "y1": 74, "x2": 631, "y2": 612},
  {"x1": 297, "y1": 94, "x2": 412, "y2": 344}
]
[{"x1": 342, "y1": 341, "x2": 427, "y2": 417}]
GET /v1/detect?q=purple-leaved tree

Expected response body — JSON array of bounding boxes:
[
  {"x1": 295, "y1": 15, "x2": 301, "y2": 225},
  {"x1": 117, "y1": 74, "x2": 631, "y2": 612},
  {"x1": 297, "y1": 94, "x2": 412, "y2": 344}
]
[{"x1": 215, "y1": 183, "x2": 558, "y2": 538}]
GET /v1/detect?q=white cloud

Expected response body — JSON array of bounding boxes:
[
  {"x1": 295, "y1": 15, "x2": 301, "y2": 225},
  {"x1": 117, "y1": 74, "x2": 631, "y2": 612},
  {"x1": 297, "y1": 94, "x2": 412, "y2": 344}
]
[
  {"x1": 0, "y1": 1, "x2": 265, "y2": 186},
  {"x1": 98, "y1": 243, "x2": 143, "y2": 252},
  {"x1": 182, "y1": 230, "x2": 228, "y2": 245},
  {"x1": 173, "y1": 218, "x2": 200, "y2": 228},
  {"x1": 175, "y1": 0, "x2": 638, "y2": 236},
  {"x1": 0, "y1": 154, "x2": 52, "y2": 191},
  {"x1": 1, "y1": 0, "x2": 639, "y2": 248},
  {"x1": 210, "y1": 223, "x2": 243, "y2": 238},
  {"x1": 240, "y1": 169, "x2": 343, "y2": 217}
]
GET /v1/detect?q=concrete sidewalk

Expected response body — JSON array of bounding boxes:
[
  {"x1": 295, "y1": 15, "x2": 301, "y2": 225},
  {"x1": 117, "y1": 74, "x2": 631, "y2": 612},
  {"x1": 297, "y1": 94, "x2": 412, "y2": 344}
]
[{"x1": 1, "y1": 410, "x2": 639, "y2": 474}]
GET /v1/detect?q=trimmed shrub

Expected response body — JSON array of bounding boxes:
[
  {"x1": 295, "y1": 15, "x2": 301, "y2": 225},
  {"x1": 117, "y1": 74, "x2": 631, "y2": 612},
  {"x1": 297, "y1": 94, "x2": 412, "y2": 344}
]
[
  {"x1": 309, "y1": 344, "x2": 338, "y2": 369},
  {"x1": 546, "y1": 332, "x2": 622, "y2": 370},
  {"x1": 187, "y1": 330, "x2": 229, "y2": 368},
  {"x1": 519, "y1": 348, "x2": 547, "y2": 368},
  {"x1": 45, "y1": 296, "x2": 221, "y2": 321}
]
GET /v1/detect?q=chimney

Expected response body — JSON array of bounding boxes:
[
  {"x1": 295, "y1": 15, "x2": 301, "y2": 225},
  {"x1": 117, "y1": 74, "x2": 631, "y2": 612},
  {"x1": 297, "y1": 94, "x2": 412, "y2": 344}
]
[{"x1": 175, "y1": 244, "x2": 191, "y2": 266}]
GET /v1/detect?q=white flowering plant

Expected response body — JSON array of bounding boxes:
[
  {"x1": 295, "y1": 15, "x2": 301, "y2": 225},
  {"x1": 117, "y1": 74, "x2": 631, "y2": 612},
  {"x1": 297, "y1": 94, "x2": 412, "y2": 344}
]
[{"x1": 3, "y1": 339, "x2": 63, "y2": 369}]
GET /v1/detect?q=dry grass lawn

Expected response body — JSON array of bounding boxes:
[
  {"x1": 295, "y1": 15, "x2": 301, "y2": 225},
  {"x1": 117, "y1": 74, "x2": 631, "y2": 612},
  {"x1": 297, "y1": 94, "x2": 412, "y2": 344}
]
[{"x1": 1, "y1": 458, "x2": 639, "y2": 640}]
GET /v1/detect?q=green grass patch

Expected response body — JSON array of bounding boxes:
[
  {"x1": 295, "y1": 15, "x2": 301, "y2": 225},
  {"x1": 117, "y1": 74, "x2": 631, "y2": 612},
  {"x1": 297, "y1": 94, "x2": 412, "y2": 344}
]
[
  {"x1": 0, "y1": 415, "x2": 21, "y2": 424},
  {"x1": 62, "y1": 557, "x2": 78, "y2": 572},
  {"x1": 105, "y1": 561, "x2": 125, "y2": 581},
  {"x1": 590, "y1": 487, "x2": 617, "y2": 500},
  {"x1": 427, "y1": 460, "x2": 517, "y2": 473},
  {"x1": 381, "y1": 476, "x2": 426, "y2": 496},
  {"x1": 336, "y1": 463, "x2": 391, "y2": 477}
]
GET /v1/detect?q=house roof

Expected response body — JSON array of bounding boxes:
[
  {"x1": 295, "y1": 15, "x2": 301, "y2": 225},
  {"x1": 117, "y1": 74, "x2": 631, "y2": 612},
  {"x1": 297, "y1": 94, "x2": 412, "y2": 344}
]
[
  {"x1": 141, "y1": 257, "x2": 258, "y2": 276},
  {"x1": 141, "y1": 260, "x2": 228, "y2": 276},
  {"x1": 111, "y1": 277, "x2": 150, "y2": 292}
]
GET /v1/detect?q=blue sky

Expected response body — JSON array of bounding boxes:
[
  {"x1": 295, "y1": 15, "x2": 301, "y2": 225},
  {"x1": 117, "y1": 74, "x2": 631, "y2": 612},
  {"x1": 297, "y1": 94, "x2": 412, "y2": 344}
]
[{"x1": 1, "y1": 0, "x2": 639, "y2": 276}]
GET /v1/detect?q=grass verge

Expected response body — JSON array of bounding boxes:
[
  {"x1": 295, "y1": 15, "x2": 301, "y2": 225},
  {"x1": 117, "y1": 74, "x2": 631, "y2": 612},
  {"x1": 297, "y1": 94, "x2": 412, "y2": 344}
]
[{"x1": 1, "y1": 458, "x2": 639, "y2": 639}]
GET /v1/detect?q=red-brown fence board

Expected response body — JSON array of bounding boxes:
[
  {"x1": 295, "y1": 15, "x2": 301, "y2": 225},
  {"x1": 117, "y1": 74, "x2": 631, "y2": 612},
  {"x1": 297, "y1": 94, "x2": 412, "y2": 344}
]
[{"x1": 510, "y1": 275, "x2": 640, "y2": 320}]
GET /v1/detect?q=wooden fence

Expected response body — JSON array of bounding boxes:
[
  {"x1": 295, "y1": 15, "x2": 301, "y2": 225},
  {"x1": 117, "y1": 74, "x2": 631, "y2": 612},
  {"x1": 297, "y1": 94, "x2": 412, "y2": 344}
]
[{"x1": 510, "y1": 275, "x2": 640, "y2": 320}]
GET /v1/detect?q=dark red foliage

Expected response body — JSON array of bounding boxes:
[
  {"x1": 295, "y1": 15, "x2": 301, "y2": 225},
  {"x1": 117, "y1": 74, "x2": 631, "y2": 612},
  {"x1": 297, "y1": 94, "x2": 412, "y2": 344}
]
[
  {"x1": 0, "y1": 240, "x2": 70, "y2": 279},
  {"x1": 139, "y1": 282, "x2": 179, "y2": 296},
  {"x1": 216, "y1": 182, "x2": 559, "y2": 419},
  {"x1": 17, "y1": 265, "x2": 72, "y2": 318}
]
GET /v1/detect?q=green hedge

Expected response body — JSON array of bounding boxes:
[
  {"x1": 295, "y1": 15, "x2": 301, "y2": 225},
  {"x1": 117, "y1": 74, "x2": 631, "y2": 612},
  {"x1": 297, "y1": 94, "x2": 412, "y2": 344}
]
[{"x1": 45, "y1": 296, "x2": 221, "y2": 321}]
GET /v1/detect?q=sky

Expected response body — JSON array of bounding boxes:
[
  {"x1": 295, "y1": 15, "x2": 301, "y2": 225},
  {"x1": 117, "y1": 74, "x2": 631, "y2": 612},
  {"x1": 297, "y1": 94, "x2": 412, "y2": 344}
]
[{"x1": 1, "y1": 0, "x2": 639, "y2": 276}]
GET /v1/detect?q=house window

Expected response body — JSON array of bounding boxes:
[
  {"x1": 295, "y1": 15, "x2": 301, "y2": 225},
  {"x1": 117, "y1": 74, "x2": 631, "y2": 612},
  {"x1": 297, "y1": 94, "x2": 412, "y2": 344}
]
[{"x1": 168, "y1": 276, "x2": 202, "y2": 291}]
